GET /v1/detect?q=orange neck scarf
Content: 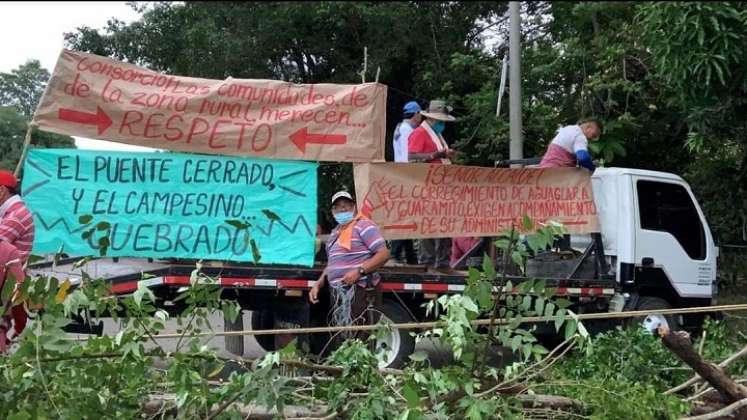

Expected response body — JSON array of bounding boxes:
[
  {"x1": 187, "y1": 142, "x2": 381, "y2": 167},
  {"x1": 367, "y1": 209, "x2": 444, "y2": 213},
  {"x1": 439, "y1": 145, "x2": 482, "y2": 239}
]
[{"x1": 336, "y1": 212, "x2": 368, "y2": 250}]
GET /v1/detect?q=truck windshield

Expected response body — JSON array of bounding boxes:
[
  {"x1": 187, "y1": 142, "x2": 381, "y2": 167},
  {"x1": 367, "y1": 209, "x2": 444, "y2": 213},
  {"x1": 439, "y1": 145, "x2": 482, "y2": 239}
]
[{"x1": 636, "y1": 180, "x2": 706, "y2": 260}]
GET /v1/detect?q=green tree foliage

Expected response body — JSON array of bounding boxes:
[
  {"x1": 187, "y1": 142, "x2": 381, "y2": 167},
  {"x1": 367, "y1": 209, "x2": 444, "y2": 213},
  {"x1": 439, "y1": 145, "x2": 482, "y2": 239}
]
[
  {"x1": 64, "y1": 2, "x2": 508, "y2": 230},
  {"x1": 0, "y1": 60, "x2": 50, "y2": 117},
  {"x1": 637, "y1": 1, "x2": 747, "y2": 242},
  {"x1": 548, "y1": 319, "x2": 746, "y2": 419},
  {"x1": 63, "y1": 1, "x2": 747, "y2": 240},
  {"x1": 0, "y1": 107, "x2": 75, "y2": 173},
  {"x1": 0, "y1": 60, "x2": 75, "y2": 173}
]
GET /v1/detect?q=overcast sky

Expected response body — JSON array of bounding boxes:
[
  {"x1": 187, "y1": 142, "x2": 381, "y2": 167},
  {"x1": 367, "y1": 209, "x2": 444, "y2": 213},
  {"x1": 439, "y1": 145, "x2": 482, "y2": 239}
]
[{"x1": 0, "y1": 1, "x2": 153, "y2": 151}]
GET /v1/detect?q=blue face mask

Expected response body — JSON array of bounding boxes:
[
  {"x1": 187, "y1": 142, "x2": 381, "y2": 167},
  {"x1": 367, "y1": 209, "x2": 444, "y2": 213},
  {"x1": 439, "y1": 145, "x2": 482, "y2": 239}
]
[
  {"x1": 334, "y1": 211, "x2": 355, "y2": 225},
  {"x1": 431, "y1": 121, "x2": 445, "y2": 134}
]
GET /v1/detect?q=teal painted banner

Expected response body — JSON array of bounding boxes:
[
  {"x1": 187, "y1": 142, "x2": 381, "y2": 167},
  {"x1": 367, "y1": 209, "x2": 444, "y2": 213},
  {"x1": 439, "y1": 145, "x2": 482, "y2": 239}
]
[{"x1": 22, "y1": 149, "x2": 318, "y2": 266}]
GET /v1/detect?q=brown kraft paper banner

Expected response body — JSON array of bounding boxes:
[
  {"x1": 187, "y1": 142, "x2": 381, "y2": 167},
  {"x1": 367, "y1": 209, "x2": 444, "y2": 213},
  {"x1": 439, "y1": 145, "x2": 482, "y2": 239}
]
[
  {"x1": 354, "y1": 163, "x2": 601, "y2": 240},
  {"x1": 33, "y1": 49, "x2": 386, "y2": 162}
]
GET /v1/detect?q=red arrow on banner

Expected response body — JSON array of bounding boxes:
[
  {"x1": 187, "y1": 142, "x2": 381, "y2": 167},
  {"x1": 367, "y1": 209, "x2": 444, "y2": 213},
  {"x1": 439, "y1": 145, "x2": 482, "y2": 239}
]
[
  {"x1": 383, "y1": 223, "x2": 418, "y2": 231},
  {"x1": 290, "y1": 127, "x2": 347, "y2": 153},
  {"x1": 58, "y1": 106, "x2": 113, "y2": 135}
]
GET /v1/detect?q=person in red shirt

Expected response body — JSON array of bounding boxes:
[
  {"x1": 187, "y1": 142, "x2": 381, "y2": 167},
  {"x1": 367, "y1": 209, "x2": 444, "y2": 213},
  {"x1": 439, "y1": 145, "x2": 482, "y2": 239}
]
[
  {"x1": 0, "y1": 170, "x2": 35, "y2": 264},
  {"x1": 407, "y1": 99, "x2": 457, "y2": 164},
  {"x1": 0, "y1": 240, "x2": 25, "y2": 352},
  {"x1": 407, "y1": 100, "x2": 458, "y2": 273},
  {"x1": 450, "y1": 237, "x2": 481, "y2": 269},
  {"x1": 0, "y1": 170, "x2": 34, "y2": 351}
]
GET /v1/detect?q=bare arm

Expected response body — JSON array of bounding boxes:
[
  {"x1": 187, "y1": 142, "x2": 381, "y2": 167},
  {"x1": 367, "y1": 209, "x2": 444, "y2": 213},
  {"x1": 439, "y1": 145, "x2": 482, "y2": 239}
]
[
  {"x1": 361, "y1": 246, "x2": 390, "y2": 274},
  {"x1": 339, "y1": 246, "x2": 391, "y2": 287},
  {"x1": 314, "y1": 268, "x2": 327, "y2": 288},
  {"x1": 409, "y1": 152, "x2": 438, "y2": 162},
  {"x1": 309, "y1": 268, "x2": 327, "y2": 304},
  {"x1": 409, "y1": 149, "x2": 455, "y2": 162}
]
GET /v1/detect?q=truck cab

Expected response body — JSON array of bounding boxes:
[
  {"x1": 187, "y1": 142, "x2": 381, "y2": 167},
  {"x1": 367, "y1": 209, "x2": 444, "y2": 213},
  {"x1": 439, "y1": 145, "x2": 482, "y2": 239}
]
[{"x1": 589, "y1": 168, "x2": 716, "y2": 328}]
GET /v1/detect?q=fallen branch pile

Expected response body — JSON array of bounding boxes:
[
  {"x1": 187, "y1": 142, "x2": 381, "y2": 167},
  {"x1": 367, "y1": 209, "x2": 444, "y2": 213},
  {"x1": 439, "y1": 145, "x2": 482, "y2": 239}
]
[{"x1": 660, "y1": 327, "x2": 747, "y2": 419}]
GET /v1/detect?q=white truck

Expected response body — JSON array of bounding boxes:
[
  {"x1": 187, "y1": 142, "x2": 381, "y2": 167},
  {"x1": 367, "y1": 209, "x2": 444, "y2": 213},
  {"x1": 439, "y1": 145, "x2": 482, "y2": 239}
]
[{"x1": 29, "y1": 166, "x2": 719, "y2": 368}]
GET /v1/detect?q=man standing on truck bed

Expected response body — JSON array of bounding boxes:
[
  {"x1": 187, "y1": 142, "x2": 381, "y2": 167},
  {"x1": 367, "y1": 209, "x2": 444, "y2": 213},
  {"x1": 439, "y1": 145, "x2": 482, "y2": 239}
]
[
  {"x1": 309, "y1": 191, "x2": 390, "y2": 345},
  {"x1": 539, "y1": 118, "x2": 602, "y2": 171},
  {"x1": 408, "y1": 100, "x2": 458, "y2": 273},
  {"x1": 390, "y1": 101, "x2": 421, "y2": 266}
]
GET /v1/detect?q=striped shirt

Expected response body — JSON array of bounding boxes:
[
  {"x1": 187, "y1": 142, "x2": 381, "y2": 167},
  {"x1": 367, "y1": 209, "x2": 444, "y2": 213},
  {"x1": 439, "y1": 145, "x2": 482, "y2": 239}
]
[
  {"x1": 326, "y1": 218, "x2": 386, "y2": 288},
  {"x1": 0, "y1": 195, "x2": 35, "y2": 264}
]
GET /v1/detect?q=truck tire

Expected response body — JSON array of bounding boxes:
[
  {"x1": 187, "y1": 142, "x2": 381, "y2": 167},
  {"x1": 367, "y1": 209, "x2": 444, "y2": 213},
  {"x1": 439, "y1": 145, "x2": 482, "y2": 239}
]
[
  {"x1": 376, "y1": 300, "x2": 416, "y2": 369},
  {"x1": 630, "y1": 296, "x2": 682, "y2": 332},
  {"x1": 224, "y1": 311, "x2": 245, "y2": 356},
  {"x1": 250, "y1": 309, "x2": 277, "y2": 352}
]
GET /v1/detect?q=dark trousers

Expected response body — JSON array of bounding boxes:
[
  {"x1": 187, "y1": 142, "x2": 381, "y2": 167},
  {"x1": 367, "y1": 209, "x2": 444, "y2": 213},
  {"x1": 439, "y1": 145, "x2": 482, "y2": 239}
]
[
  {"x1": 328, "y1": 282, "x2": 383, "y2": 350},
  {"x1": 418, "y1": 238, "x2": 451, "y2": 268},
  {"x1": 390, "y1": 240, "x2": 418, "y2": 264},
  {"x1": 350, "y1": 283, "x2": 383, "y2": 325}
]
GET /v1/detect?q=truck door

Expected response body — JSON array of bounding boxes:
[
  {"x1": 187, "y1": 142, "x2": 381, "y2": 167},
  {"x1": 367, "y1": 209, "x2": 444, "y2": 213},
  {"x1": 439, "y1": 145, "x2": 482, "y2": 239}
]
[{"x1": 633, "y1": 178, "x2": 715, "y2": 298}]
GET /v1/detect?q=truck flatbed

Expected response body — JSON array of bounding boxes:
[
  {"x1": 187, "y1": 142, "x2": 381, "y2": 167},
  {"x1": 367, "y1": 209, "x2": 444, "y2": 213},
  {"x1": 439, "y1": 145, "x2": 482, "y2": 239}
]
[{"x1": 28, "y1": 256, "x2": 617, "y2": 298}]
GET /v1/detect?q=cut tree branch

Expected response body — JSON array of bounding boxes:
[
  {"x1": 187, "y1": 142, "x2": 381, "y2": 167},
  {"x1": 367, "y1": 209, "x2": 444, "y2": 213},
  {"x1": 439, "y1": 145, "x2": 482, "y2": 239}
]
[
  {"x1": 659, "y1": 328, "x2": 747, "y2": 403},
  {"x1": 666, "y1": 344, "x2": 747, "y2": 395},
  {"x1": 679, "y1": 397, "x2": 747, "y2": 420},
  {"x1": 516, "y1": 394, "x2": 584, "y2": 411}
]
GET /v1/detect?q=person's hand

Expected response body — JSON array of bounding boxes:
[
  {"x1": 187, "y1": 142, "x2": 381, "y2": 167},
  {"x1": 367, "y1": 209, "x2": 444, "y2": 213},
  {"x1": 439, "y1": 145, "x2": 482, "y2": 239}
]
[
  {"x1": 444, "y1": 149, "x2": 457, "y2": 159},
  {"x1": 309, "y1": 284, "x2": 321, "y2": 304},
  {"x1": 342, "y1": 270, "x2": 361, "y2": 286}
]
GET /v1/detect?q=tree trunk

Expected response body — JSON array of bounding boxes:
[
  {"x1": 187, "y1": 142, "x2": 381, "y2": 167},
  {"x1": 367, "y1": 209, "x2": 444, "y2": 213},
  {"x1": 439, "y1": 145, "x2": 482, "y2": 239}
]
[{"x1": 659, "y1": 328, "x2": 747, "y2": 403}]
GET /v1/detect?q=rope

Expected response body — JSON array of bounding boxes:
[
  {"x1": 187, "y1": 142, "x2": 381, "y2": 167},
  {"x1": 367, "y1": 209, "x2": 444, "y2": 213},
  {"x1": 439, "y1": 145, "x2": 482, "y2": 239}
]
[
  {"x1": 328, "y1": 285, "x2": 356, "y2": 340},
  {"x1": 70, "y1": 303, "x2": 747, "y2": 341}
]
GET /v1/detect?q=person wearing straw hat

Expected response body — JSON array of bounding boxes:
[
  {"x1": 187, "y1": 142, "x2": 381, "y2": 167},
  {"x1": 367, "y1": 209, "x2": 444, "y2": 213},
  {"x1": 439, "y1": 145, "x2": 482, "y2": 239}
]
[
  {"x1": 407, "y1": 99, "x2": 457, "y2": 164},
  {"x1": 407, "y1": 100, "x2": 457, "y2": 273}
]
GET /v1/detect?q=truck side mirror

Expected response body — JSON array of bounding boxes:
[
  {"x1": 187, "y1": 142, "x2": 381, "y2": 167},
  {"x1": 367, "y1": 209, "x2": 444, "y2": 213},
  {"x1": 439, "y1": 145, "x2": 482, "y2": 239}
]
[{"x1": 641, "y1": 257, "x2": 655, "y2": 267}]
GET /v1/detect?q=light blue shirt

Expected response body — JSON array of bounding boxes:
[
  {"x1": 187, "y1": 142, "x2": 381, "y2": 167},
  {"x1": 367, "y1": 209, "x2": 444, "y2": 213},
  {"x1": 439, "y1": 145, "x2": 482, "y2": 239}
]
[{"x1": 393, "y1": 120, "x2": 416, "y2": 162}]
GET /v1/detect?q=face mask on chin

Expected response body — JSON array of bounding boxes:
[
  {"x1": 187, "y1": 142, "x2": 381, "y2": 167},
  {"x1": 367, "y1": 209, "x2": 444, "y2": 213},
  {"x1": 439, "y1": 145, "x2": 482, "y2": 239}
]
[{"x1": 334, "y1": 211, "x2": 355, "y2": 225}]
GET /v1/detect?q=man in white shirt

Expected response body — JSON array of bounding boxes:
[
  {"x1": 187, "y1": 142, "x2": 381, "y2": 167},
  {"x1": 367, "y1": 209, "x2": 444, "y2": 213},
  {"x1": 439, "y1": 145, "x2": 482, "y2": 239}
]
[
  {"x1": 539, "y1": 118, "x2": 602, "y2": 171},
  {"x1": 388, "y1": 102, "x2": 422, "y2": 265},
  {"x1": 392, "y1": 101, "x2": 422, "y2": 163}
]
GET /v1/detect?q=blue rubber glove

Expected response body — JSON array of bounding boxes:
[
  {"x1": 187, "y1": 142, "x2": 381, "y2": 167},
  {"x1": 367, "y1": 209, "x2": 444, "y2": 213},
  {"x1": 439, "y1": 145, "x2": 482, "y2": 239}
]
[{"x1": 575, "y1": 150, "x2": 596, "y2": 171}]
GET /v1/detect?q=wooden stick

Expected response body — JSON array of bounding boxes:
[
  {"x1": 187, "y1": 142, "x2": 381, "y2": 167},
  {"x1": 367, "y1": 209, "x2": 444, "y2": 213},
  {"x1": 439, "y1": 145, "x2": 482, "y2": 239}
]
[
  {"x1": 686, "y1": 379, "x2": 747, "y2": 403},
  {"x1": 62, "y1": 303, "x2": 747, "y2": 342},
  {"x1": 698, "y1": 329, "x2": 707, "y2": 356},
  {"x1": 14, "y1": 122, "x2": 36, "y2": 177},
  {"x1": 516, "y1": 394, "x2": 584, "y2": 411},
  {"x1": 360, "y1": 46, "x2": 368, "y2": 83},
  {"x1": 666, "y1": 344, "x2": 747, "y2": 395},
  {"x1": 659, "y1": 327, "x2": 747, "y2": 403},
  {"x1": 679, "y1": 397, "x2": 747, "y2": 420}
]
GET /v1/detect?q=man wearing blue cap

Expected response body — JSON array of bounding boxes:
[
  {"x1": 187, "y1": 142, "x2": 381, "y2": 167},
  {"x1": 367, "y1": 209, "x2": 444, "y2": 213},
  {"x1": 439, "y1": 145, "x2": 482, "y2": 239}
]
[
  {"x1": 389, "y1": 101, "x2": 421, "y2": 265},
  {"x1": 392, "y1": 101, "x2": 422, "y2": 163}
]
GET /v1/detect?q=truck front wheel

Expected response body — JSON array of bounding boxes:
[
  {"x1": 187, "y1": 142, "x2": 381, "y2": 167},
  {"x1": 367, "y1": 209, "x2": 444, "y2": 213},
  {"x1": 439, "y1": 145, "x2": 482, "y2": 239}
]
[
  {"x1": 224, "y1": 311, "x2": 246, "y2": 356},
  {"x1": 630, "y1": 296, "x2": 682, "y2": 333},
  {"x1": 375, "y1": 300, "x2": 416, "y2": 369},
  {"x1": 250, "y1": 309, "x2": 277, "y2": 351}
]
